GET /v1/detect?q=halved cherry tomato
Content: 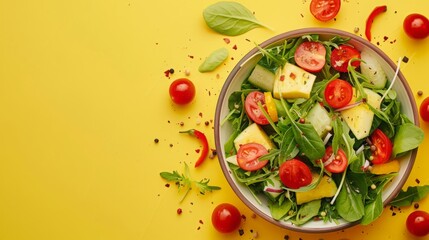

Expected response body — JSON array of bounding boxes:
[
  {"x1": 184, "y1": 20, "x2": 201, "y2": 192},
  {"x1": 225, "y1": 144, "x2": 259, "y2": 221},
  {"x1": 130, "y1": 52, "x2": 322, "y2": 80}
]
[
  {"x1": 321, "y1": 146, "x2": 348, "y2": 173},
  {"x1": 279, "y1": 159, "x2": 313, "y2": 189},
  {"x1": 324, "y1": 79, "x2": 353, "y2": 108},
  {"x1": 406, "y1": 210, "x2": 429, "y2": 237},
  {"x1": 245, "y1": 91, "x2": 269, "y2": 125},
  {"x1": 212, "y1": 203, "x2": 242, "y2": 233},
  {"x1": 330, "y1": 45, "x2": 361, "y2": 73},
  {"x1": 420, "y1": 97, "x2": 429, "y2": 122},
  {"x1": 310, "y1": 0, "x2": 341, "y2": 22},
  {"x1": 370, "y1": 129, "x2": 393, "y2": 164},
  {"x1": 294, "y1": 41, "x2": 326, "y2": 73},
  {"x1": 237, "y1": 143, "x2": 269, "y2": 171}
]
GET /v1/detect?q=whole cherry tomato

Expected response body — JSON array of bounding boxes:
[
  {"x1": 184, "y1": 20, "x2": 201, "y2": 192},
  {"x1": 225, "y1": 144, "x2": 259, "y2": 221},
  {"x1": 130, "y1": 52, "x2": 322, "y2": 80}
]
[
  {"x1": 406, "y1": 210, "x2": 429, "y2": 237},
  {"x1": 420, "y1": 97, "x2": 429, "y2": 122},
  {"x1": 169, "y1": 78, "x2": 195, "y2": 105},
  {"x1": 403, "y1": 13, "x2": 429, "y2": 39},
  {"x1": 211, "y1": 203, "x2": 241, "y2": 233}
]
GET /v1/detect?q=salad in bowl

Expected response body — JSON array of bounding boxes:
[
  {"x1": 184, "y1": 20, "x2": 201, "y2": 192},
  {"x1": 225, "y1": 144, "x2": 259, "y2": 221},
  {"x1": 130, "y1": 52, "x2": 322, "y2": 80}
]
[{"x1": 214, "y1": 28, "x2": 423, "y2": 233}]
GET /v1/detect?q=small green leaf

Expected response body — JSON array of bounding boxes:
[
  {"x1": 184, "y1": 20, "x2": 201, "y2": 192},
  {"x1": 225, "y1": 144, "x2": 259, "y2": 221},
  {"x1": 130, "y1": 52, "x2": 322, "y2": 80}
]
[
  {"x1": 198, "y1": 47, "x2": 229, "y2": 73},
  {"x1": 392, "y1": 123, "x2": 424, "y2": 157},
  {"x1": 269, "y1": 199, "x2": 293, "y2": 220},
  {"x1": 159, "y1": 171, "x2": 181, "y2": 182},
  {"x1": 203, "y1": 1, "x2": 271, "y2": 36},
  {"x1": 389, "y1": 185, "x2": 429, "y2": 207}
]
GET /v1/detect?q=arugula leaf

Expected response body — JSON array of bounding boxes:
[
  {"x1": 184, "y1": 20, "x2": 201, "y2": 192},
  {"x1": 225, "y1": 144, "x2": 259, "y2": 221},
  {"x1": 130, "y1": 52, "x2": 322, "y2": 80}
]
[
  {"x1": 389, "y1": 185, "x2": 429, "y2": 207},
  {"x1": 291, "y1": 122, "x2": 326, "y2": 162},
  {"x1": 198, "y1": 48, "x2": 229, "y2": 72},
  {"x1": 160, "y1": 163, "x2": 221, "y2": 202},
  {"x1": 203, "y1": 2, "x2": 271, "y2": 36}
]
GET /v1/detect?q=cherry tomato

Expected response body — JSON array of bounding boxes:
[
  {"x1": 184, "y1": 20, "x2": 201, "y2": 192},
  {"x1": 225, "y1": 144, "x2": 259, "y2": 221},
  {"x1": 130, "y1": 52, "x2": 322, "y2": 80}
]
[
  {"x1": 310, "y1": 0, "x2": 341, "y2": 22},
  {"x1": 211, "y1": 203, "x2": 241, "y2": 233},
  {"x1": 169, "y1": 78, "x2": 195, "y2": 105},
  {"x1": 279, "y1": 159, "x2": 313, "y2": 189},
  {"x1": 330, "y1": 45, "x2": 361, "y2": 73},
  {"x1": 324, "y1": 79, "x2": 353, "y2": 109},
  {"x1": 294, "y1": 41, "x2": 326, "y2": 73},
  {"x1": 403, "y1": 14, "x2": 429, "y2": 39},
  {"x1": 406, "y1": 210, "x2": 429, "y2": 237},
  {"x1": 245, "y1": 91, "x2": 269, "y2": 125},
  {"x1": 420, "y1": 97, "x2": 429, "y2": 122},
  {"x1": 370, "y1": 129, "x2": 393, "y2": 164},
  {"x1": 321, "y1": 146, "x2": 348, "y2": 173},
  {"x1": 237, "y1": 143, "x2": 269, "y2": 171}
]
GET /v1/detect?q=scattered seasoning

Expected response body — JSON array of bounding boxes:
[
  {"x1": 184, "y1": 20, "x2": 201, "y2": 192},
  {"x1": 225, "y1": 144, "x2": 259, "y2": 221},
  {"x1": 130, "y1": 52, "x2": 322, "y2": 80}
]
[
  {"x1": 165, "y1": 183, "x2": 170, "y2": 187},
  {"x1": 418, "y1": 90, "x2": 423, "y2": 96},
  {"x1": 209, "y1": 149, "x2": 217, "y2": 159},
  {"x1": 392, "y1": 212, "x2": 397, "y2": 216},
  {"x1": 180, "y1": 129, "x2": 209, "y2": 167},
  {"x1": 164, "y1": 68, "x2": 175, "y2": 78},
  {"x1": 177, "y1": 208, "x2": 183, "y2": 215},
  {"x1": 383, "y1": 36, "x2": 389, "y2": 41},
  {"x1": 195, "y1": 149, "x2": 201, "y2": 153},
  {"x1": 205, "y1": 121, "x2": 210, "y2": 126},
  {"x1": 402, "y1": 56, "x2": 409, "y2": 63},
  {"x1": 188, "y1": 55, "x2": 194, "y2": 59},
  {"x1": 154, "y1": 138, "x2": 159, "y2": 143},
  {"x1": 354, "y1": 27, "x2": 360, "y2": 33},
  {"x1": 414, "y1": 203, "x2": 420, "y2": 209},
  {"x1": 169, "y1": 144, "x2": 173, "y2": 147},
  {"x1": 238, "y1": 229, "x2": 244, "y2": 236},
  {"x1": 199, "y1": 219, "x2": 204, "y2": 224},
  {"x1": 284, "y1": 235, "x2": 290, "y2": 240},
  {"x1": 223, "y1": 38, "x2": 231, "y2": 44},
  {"x1": 365, "y1": 5, "x2": 387, "y2": 41},
  {"x1": 180, "y1": 121, "x2": 184, "y2": 127},
  {"x1": 416, "y1": 178, "x2": 421, "y2": 184},
  {"x1": 185, "y1": 69, "x2": 191, "y2": 76},
  {"x1": 232, "y1": 44, "x2": 238, "y2": 50}
]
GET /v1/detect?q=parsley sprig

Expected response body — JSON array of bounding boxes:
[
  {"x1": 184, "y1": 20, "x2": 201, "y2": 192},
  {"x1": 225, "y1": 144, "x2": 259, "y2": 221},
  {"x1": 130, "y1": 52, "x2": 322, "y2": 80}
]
[{"x1": 160, "y1": 163, "x2": 221, "y2": 202}]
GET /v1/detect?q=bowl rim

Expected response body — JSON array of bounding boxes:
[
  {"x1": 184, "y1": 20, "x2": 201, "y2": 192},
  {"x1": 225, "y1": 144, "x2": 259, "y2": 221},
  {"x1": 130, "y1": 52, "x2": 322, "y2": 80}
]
[{"x1": 214, "y1": 27, "x2": 419, "y2": 233}]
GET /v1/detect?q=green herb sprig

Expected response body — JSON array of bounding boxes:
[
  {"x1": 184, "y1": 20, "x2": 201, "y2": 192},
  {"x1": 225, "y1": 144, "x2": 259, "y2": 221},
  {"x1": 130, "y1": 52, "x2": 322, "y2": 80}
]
[{"x1": 160, "y1": 163, "x2": 221, "y2": 202}]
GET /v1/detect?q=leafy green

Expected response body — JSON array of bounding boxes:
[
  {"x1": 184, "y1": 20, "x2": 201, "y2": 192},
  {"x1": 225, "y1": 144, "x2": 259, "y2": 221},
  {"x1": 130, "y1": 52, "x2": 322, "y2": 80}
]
[
  {"x1": 389, "y1": 185, "x2": 429, "y2": 207},
  {"x1": 160, "y1": 163, "x2": 220, "y2": 202},
  {"x1": 293, "y1": 200, "x2": 321, "y2": 225},
  {"x1": 335, "y1": 179, "x2": 365, "y2": 222},
  {"x1": 269, "y1": 198, "x2": 293, "y2": 220},
  {"x1": 392, "y1": 123, "x2": 424, "y2": 157},
  {"x1": 198, "y1": 47, "x2": 229, "y2": 72},
  {"x1": 203, "y1": 1, "x2": 271, "y2": 36}
]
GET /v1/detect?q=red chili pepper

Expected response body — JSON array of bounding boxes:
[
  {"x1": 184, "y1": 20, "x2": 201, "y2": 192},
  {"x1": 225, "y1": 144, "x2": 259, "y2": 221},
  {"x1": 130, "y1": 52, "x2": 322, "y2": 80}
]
[
  {"x1": 180, "y1": 129, "x2": 209, "y2": 167},
  {"x1": 365, "y1": 5, "x2": 387, "y2": 41}
]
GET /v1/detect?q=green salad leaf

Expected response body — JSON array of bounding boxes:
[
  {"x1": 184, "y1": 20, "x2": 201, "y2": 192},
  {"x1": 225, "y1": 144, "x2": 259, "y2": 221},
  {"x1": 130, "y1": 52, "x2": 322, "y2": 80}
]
[
  {"x1": 203, "y1": 1, "x2": 271, "y2": 36},
  {"x1": 198, "y1": 47, "x2": 229, "y2": 72}
]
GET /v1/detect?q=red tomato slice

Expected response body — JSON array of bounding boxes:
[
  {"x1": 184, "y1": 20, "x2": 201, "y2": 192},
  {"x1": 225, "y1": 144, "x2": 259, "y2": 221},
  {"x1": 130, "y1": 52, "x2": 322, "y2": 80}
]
[
  {"x1": 236, "y1": 143, "x2": 269, "y2": 171},
  {"x1": 310, "y1": 0, "x2": 341, "y2": 22},
  {"x1": 330, "y1": 45, "x2": 361, "y2": 73},
  {"x1": 245, "y1": 91, "x2": 269, "y2": 125},
  {"x1": 370, "y1": 129, "x2": 393, "y2": 164},
  {"x1": 322, "y1": 146, "x2": 348, "y2": 173},
  {"x1": 294, "y1": 41, "x2": 326, "y2": 73},
  {"x1": 324, "y1": 79, "x2": 353, "y2": 108},
  {"x1": 279, "y1": 159, "x2": 313, "y2": 189},
  {"x1": 420, "y1": 97, "x2": 429, "y2": 122}
]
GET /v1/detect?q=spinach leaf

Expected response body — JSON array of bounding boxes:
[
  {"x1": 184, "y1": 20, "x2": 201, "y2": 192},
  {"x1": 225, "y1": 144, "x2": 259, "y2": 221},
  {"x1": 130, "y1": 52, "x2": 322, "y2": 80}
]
[
  {"x1": 392, "y1": 123, "x2": 424, "y2": 157},
  {"x1": 198, "y1": 48, "x2": 229, "y2": 72},
  {"x1": 292, "y1": 122, "x2": 326, "y2": 162},
  {"x1": 203, "y1": 2, "x2": 271, "y2": 36},
  {"x1": 389, "y1": 185, "x2": 429, "y2": 207},
  {"x1": 269, "y1": 198, "x2": 293, "y2": 220},
  {"x1": 361, "y1": 194, "x2": 383, "y2": 225},
  {"x1": 335, "y1": 180, "x2": 365, "y2": 222},
  {"x1": 293, "y1": 199, "x2": 321, "y2": 225},
  {"x1": 278, "y1": 126, "x2": 299, "y2": 164}
]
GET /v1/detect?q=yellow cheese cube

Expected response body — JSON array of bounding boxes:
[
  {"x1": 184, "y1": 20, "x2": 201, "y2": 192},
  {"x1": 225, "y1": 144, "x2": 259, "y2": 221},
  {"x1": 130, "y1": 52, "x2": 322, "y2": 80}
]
[{"x1": 273, "y1": 63, "x2": 316, "y2": 99}]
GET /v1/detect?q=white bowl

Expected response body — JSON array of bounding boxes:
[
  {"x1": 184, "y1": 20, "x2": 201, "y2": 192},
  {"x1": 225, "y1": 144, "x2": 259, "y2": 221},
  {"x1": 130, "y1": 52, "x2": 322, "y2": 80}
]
[{"x1": 214, "y1": 28, "x2": 419, "y2": 233}]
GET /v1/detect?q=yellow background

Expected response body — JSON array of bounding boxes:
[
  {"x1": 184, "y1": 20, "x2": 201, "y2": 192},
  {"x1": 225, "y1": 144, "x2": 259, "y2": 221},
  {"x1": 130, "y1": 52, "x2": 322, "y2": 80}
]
[{"x1": 1, "y1": 0, "x2": 429, "y2": 239}]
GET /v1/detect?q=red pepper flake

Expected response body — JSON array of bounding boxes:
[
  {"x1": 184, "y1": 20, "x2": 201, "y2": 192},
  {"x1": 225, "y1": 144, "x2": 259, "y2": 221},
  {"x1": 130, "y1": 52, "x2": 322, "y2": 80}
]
[
  {"x1": 180, "y1": 129, "x2": 209, "y2": 167},
  {"x1": 232, "y1": 44, "x2": 237, "y2": 50},
  {"x1": 177, "y1": 208, "x2": 182, "y2": 215},
  {"x1": 416, "y1": 178, "x2": 421, "y2": 184},
  {"x1": 195, "y1": 149, "x2": 200, "y2": 153},
  {"x1": 223, "y1": 38, "x2": 231, "y2": 44},
  {"x1": 280, "y1": 75, "x2": 285, "y2": 81},
  {"x1": 365, "y1": 5, "x2": 387, "y2": 41},
  {"x1": 383, "y1": 36, "x2": 389, "y2": 41}
]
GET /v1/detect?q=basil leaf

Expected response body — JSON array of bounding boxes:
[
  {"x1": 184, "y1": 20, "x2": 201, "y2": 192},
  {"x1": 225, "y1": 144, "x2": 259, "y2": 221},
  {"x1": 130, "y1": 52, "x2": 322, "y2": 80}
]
[
  {"x1": 278, "y1": 126, "x2": 299, "y2": 164},
  {"x1": 203, "y1": 2, "x2": 270, "y2": 36},
  {"x1": 361, "y1": 194, "x2": 383, "y2": 225},
  {"x1": 269, "y1": 199, "x2": 293, "y2": 220},
  {"x1": 198, "y1": 47, "x2": 229, "y2": 73},
  {"x1": 293, "y1": 200, "x2": 321, "y2": 225},
  {"x1": 292, "y1": 122, "x2": 325, "y2": 162},
  {"x1": 389, "y1": 185, "x2": 429, "y2": 207},
  {"x1": 392, "y1": 123, "x2": 424, "y2": 157}
]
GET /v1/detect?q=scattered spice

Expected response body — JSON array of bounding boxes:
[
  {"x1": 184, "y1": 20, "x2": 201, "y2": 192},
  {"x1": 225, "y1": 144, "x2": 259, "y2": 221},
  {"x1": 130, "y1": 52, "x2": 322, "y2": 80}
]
[
  {"x1": 402, "y1": 56, "x2": 409, "y2": 63},
  {"x1": 180, "y1": 129, "x2": 209, "y2": 167},
  {"x1": 177, "y1": 208, "x2": 183, "y2": 215},
  {"x1": 365, "y1": 5, "x2": 387, "y2": 41},
  {"x1": 164, "y1": 68, "x2": 175, "y2": 77},
  {"x1": 199, "y1": 219, "x2": 204, "y2": 224},
  {"x1": 238, "y1": 229, "x2": 244, "y2": 236},
  {"x1": 185, "y1": 69, "x2": 191, "y2": 76},
  {"x1": 223, "y1": 38, "x2": 231, "y2": 44},
  {"x1": 383, "y1": 36, "x2": 389, "y2": 41},
  {"x1": 354, "y1": 27, "x2": 360, "y2": 33},
  {"x1": 418, "y1": 90, "x2": 423, "y2": 96},
  {"x1": 209, "y1": 149, "x2": 217, "y2": 159},
  {"x1": 414, "y1": 203, "x2": 420, "y2": 209},
  {"x1": 169, "y1": 144, "x2": 173, "y2": 147},
  {"x1": 416, "y1": 178, "x2": 421, "y2": 184},
  {"x1": 154, "y1": 138, "x2": 159, "y2": 143},
  {"x1": 232, "y1": 44, "x2": 238, "y2": 50},
  {"x1": 188, "y1": 55, "x2": 194, "y2": 59},
  {"x1": 205, "y1": 121, "x2": 210, "y2": 126},
  {"x1": 165, "y1": 183, "x2": 170, "y2": 187}
]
